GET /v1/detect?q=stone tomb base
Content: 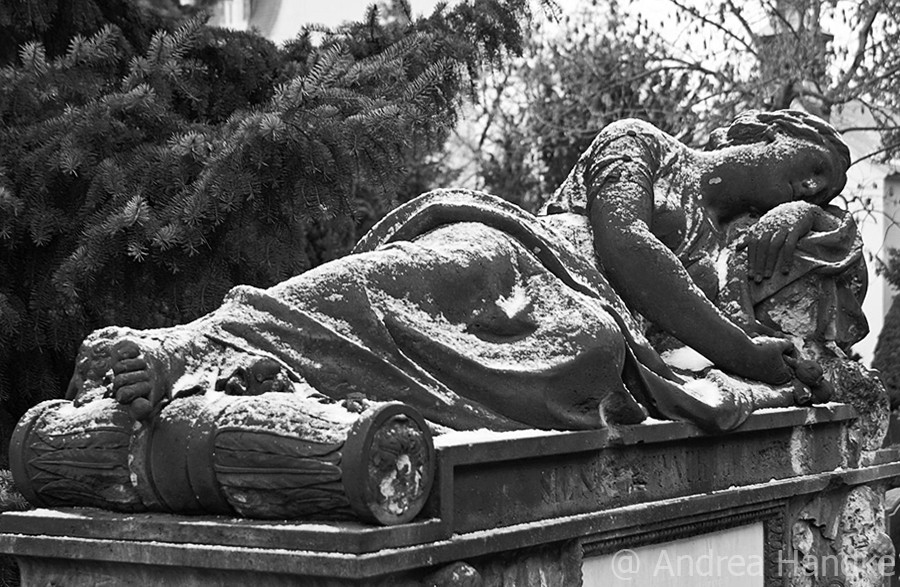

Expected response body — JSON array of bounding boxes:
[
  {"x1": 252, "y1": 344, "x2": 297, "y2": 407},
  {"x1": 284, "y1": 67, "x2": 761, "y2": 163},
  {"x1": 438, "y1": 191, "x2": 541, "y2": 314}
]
[{"x1": 1, "y1": 405, "x2": 898, "y2": 586}]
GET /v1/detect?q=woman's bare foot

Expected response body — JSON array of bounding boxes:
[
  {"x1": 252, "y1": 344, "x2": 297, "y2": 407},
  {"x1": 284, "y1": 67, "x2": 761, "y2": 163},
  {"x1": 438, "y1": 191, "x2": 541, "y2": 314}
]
[{"x1": 110, "y1": 340, "x2": 168, "y2": 420}]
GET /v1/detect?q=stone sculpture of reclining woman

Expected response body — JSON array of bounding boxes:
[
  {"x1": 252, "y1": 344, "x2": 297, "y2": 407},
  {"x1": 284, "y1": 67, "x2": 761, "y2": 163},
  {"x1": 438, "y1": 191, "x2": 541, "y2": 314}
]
[
  {"x1": 11, "y1": 109, "x2": 882, "y2": 523},
  {"x1": 64, "y1": 109, "x2": 863, "y2": 432}
]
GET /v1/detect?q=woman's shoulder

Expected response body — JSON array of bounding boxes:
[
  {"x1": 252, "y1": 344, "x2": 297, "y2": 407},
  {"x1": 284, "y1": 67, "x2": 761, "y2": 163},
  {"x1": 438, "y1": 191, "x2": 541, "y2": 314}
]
[
  {"x1": 539, "y1": 119, "x2": 688, "y2": 217},
  {"x1": 587, "y1": 119, "x2": 685, "y2": 164},
  {"x1": 599, "y1": 118, "x2": 671, "y2": 140},
  {"x1": 601, "y1": 118, "x2": 656, "y2": 133}
]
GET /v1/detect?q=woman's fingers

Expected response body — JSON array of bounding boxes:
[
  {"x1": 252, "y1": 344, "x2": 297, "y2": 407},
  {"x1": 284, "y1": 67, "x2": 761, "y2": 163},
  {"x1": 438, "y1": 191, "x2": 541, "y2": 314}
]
[
  {"x1": 780, "y1": 225, "x2": 804, "y2": 275},
  {"x1": 810, "y1": 378, "x2": 833, "y2": 403},
  {"x1": 746, "y1": 208, "x2": 817, "y2": 281},
  {"x1": 116, "y1": 381, "x2": 151, "y2": 404},
  {"x1": 750, "y1": 231, "x2": 773, "y2": 281},
  {"x1": 775, "y1": 337, "x2": 795, "y2": 356},
  {"x1": 792, "y1": 380, "x2": 813, "y2": 405},
  {"x1": 113, "y1": 369, "x2": 150, "y2": 388},
  {"x1": 109, "y1": 341, "x2": 160, "y2": 417},
  {"x1": 129, "y1": 398, "x2": 154, "y2": 420},
  {"x1": 113, "y1": 340, "x2": 141, "y2": 360},
  {"x1": 112, "y1": 357, "x2": 146, "y2": 375},
  {"x1": 747, "y1": 233, "x2": 758, "y2": 280},
  {"x1": 763, "y1": 228, "x2": 788, "y2": 278},
  {"x1": 748, "y1": 336, "x2": 794, "y2": 384}
]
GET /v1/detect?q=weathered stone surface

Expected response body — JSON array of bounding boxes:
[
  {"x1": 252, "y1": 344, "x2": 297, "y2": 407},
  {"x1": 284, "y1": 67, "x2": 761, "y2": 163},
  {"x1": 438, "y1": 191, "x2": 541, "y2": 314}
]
[
  {"x1": 3, "y1": 111, "x2": 893, "y2": 585},
  {"x1": 11, "y1": 396, "x2": 434, "y2": 524},
  {"x1": 2, "y1": 406, "x2": 898, "y2": 586},
  {"x1": 475, "y1": 541, "x2": 581, "y2": 587},
  {"x1": 440, "y1": 406, "x2": 855, "y2": 533},
  {"x1": 789, "y1": 485, "x2": 894, "y2": 586},
  {"x1": 7, "y1": 110, "x2": 884, "y2": 532},
  {"x1": 62, "y1": 110, "x2": 867, "y2": 444},
  {"x1": 423, "y1": 562, "x2": 483, "y2": 587}
]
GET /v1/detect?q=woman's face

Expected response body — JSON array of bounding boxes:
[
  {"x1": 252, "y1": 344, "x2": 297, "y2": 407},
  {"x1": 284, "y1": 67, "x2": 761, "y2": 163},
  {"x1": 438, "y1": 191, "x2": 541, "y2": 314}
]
[
  {"x1": 761, "y1": 135, "x2": 847, "y2": 207},
  {"x1": 705, "y1": 135, "x2": 847, "y2": 219}
]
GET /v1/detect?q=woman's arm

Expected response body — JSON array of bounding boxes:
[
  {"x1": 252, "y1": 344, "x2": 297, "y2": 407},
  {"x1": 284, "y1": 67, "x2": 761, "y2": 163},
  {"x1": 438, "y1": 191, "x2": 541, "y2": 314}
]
[{"x1": 585, "y1": 130, "x2": 793, "y2": 385}]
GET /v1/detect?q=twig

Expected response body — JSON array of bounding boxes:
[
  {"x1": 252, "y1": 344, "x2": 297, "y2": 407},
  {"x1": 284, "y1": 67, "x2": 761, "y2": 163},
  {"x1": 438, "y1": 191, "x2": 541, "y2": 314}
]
[
  {"x1": 837, "y1": 1, "x2": 882, "y2": 90},
  {"x1": 665, "y1": 0, "x2": 759, "y2": 55},
  {"x1": 849, "y1": 139, "x2": 900, "y2": 167}
]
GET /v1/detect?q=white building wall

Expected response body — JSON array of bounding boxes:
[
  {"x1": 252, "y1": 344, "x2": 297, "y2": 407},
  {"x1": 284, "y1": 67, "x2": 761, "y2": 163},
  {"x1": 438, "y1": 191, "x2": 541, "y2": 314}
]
[
  {"x1": 209, "y1": 0, "x2": 251, "y2": 31},
  {"x1": 832, "y1": 103, "x2": 900, "y2": 363}
]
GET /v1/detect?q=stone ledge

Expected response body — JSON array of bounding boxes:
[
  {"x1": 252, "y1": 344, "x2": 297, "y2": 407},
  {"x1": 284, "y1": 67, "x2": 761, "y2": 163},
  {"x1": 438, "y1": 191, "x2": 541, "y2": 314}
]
[
  {"x1": 436, "y1": 404, "x2": 860, "y2": 533},
  {"x1": 2, "y1": 460, "x2": 899, "y2": 581},
  {"x1": 433, "y1": 403, "x2": 857, "y2": 453},
  {"x1": 2, "y1": 403, "x2": 895, "y2": 585}
]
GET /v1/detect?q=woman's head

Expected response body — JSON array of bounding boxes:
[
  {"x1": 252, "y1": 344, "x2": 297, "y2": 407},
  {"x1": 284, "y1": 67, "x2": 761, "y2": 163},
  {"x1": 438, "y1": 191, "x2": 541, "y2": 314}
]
[{"x1": 705, "y1": 109, "x2": 850, "y2": 207}]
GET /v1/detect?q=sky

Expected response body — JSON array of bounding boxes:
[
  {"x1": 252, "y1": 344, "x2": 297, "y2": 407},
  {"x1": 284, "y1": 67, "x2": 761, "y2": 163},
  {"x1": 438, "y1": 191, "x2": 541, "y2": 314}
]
[
  {"x1": 266, "y1": 0, "x2": 679, "y2": 43},
  {"x1": 268, "y1": 0, "x2": 852, "y2": 71},
  {"x1": 269, "y1": 0, "x2": 446, "y2": 42}
]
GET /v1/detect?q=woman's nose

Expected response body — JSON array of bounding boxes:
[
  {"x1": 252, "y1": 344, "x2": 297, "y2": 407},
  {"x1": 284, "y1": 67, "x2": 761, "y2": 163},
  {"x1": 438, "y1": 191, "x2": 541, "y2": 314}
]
[{"x1": 795, "y1": 177, "x2": 824, "y2": 196}]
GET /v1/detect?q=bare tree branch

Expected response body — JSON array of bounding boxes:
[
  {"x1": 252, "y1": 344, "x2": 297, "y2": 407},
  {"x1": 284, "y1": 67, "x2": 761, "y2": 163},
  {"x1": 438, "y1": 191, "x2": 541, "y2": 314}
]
[
  {"x1": 838, "y1": 125, "x2": 900, "y2": 133},
  {"x1": 665, "y1": 0, "x2": 759, "y2": 55},
  {"x1": 850, "y1": 139, "x2": 900, "y2": 166},
  {"x1": 658, "y1": 56, "x2": 737, "y2": 82},
  {"x1": 477, "y1": 68, "x2": 512, "y2": 150},
  {"x1": 724, "y1": 0, "x2": 759, "y2": 42},
  {"x1": 836, "y1": 1, "x2": 882, "y2": 90},
  {"x1": 760, "y1": 0, "x2": 802, "y2": 40},
  {"x1": 853, "y1": 60, "x2": 900, "y2": 88},
  {"x1": 855, "y1": 94, "x2": 900, "y2": 129}
]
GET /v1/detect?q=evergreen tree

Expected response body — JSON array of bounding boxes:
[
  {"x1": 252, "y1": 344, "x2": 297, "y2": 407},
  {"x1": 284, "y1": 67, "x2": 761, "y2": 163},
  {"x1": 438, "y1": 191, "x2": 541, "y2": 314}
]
[
  {"x1": 0, "y1": 0, "x2": 545, "y2": 466},
  {"x1": 0, "y1": 0, "x2": 217, "y2": 66}
]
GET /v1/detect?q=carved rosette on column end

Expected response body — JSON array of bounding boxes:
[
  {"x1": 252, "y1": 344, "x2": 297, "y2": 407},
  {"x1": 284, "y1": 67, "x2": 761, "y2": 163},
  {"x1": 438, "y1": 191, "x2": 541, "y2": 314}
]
[{"x1": 342, "y1": 402, "x2": 435, "y2": 525}]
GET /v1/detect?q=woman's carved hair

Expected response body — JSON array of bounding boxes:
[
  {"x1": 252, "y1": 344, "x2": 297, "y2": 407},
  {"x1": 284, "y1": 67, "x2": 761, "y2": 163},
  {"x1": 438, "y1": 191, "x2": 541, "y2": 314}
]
[{"x1": 707, "y1": 109, "x2": 851, "y2": 172}]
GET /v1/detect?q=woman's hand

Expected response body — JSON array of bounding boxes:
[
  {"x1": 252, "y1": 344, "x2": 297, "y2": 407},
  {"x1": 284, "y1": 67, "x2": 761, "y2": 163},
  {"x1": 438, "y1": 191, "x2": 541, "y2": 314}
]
[
  {"x1": 730, "y1": 336, "x2": 795, "y2": 385},
  {"x1": 784, "y1": 352, "x2": 833, "y2": 403},
  {"x1": 745, "y1": 201, "x2": 819, "y2": 282},
  {"x1": 109, "y1": 340, "x2": 167, "y2": 420}
]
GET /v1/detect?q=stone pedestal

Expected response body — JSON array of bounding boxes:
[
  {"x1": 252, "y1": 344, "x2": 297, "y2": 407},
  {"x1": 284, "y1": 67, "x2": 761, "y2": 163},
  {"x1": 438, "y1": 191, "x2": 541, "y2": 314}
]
[{"x1": 2, "y1": 405, "x2": 898, "y2": 586}]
